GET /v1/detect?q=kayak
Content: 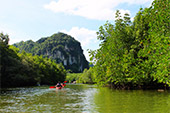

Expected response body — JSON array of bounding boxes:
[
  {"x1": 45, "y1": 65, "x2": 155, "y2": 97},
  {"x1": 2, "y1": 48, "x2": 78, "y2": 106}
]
[
  {"x1": 49, "y1": 81, "x2": 67, "y2": 89},
  {"x1": 56, "y1": 86, "x2": 62, "y2": 89},
  {"x1": 49, "y1": 85, "x2": 64, "y2": 89}
]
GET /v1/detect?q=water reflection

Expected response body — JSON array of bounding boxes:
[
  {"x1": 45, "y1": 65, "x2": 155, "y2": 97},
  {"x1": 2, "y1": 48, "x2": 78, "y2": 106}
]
[
  {"x1": 0, "y1": 85, "x2": 170, "y2": 113},
  {"x1": 93, "y1": 88, "x2": 170, "y2": 113}
]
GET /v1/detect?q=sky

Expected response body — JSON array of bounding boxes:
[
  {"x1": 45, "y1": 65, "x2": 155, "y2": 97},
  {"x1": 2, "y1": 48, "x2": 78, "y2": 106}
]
[{"x1": 0, "y1": 0, "x2": 154, "y2": 61}]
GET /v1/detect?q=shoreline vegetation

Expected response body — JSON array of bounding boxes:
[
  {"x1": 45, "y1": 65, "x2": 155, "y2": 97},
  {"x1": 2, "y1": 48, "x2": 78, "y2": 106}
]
[
  {"x1": 66, "y1": 0, "x2": 170, "y2": 90},
  {"x1": 1, "y1": 0, "x2": 169, "y2": 90},
  {"x1": 66, "y1": 72, "x2": 170, "y2": 90},
  {"x1": 0, "y1": 33, "x2": 66, "y2": 88}
]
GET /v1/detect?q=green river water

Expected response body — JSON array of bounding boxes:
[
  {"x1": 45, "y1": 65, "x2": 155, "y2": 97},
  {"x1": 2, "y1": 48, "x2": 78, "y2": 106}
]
[{"x1": 0, "y1": 84, "x2": 170, "y2": 113}]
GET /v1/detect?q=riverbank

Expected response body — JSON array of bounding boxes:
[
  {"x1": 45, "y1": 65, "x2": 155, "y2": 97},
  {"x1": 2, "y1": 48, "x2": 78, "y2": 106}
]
[{"x1": 108, "y1": 82, "x2": 170, "y2": 90}]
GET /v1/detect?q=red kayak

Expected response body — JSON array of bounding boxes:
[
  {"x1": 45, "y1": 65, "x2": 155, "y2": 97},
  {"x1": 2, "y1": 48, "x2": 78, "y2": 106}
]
[
  {"x1": 56, "y1": 86, "x2": 62, "y2": 89},
  {"x1": 49, "y1": 81, "x2": 67, "y2": 89},
  {"x1": 49, "y1": 86, "x2": 63, "y2": 89}
]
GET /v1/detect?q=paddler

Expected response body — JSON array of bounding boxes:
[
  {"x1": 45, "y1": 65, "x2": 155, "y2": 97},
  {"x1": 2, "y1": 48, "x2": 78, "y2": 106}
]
[{"x1": 55, "y1": 81, "x2": 63, "y2": 88}]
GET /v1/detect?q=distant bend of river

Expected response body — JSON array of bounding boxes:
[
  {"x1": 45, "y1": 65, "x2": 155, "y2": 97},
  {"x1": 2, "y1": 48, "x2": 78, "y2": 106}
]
[{"x1": 0, "y1": 84, "x2": 170, "y2": 113}]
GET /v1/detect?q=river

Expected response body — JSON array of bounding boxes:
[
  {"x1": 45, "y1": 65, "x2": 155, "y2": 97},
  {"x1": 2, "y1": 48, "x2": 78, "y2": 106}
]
[{"x1": 0, "y1": 84, "x2": 170, "y2": 113}]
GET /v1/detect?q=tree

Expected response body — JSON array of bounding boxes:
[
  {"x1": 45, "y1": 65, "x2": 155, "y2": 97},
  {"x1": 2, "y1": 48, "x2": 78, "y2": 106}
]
[
  {"x1": 89, "y1": 0, "x2": 170, "y2": 89},
  {"x1": 1, "y1": 32, "x2": 67, "y2": 87}
]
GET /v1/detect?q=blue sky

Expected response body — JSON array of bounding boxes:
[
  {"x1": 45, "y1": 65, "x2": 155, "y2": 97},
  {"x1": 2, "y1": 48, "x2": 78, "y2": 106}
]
[{"x1": 0, "y1": 0, "x2": 154, "y2": 61}]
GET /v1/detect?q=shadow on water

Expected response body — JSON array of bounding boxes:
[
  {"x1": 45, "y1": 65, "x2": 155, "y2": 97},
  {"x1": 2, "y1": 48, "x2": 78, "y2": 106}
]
[
  {"x1": 93, "y1": 87, "x2": 170, "y2": 113},
  {"x1": 0, "y1": 84, "x2": 170, "y2": 113}
]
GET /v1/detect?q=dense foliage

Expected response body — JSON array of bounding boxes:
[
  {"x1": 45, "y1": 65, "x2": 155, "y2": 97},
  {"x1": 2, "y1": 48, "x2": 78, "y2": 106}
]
[
  {"x1": 77, "y1": 68, "x2": 94, "y2": 84},
  {"x1": 66, "y1": 68, "x2": 94, "y2": 84},
  {"x1": 66, "y1": 73, "x2": 81, "y2": 83},
  {"x1": 14, "y1": 32, "x2": 89, "y2": 73},
  {"x1": 0, "y1": 33, "x2": 66, "y2": 88},
  {"x1": 88, "y1": 0, "x2": 170, "y2": 89}
]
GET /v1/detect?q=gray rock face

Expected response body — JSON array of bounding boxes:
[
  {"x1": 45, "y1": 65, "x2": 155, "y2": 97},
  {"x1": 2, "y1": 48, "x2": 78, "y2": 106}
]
[{"x1": 14, "y1": 32, "x2": 89, "y2": 72}]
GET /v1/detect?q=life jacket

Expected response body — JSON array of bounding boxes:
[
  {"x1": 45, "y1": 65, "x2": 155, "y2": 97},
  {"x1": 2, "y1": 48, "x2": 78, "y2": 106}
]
[{"x1": 57, "y1": 83, "x2": 62, "y2": 87}]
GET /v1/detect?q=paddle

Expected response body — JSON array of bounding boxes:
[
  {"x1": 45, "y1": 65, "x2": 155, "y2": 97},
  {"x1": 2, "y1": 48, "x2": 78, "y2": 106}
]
[
  {"x1": 63, "y1": 81, "x2": 67, "y2": 83},
  {"x1": 49, "y1": 86, "x2": 55, "y2": 88},
  {"x1": 62, "y1": 81, "x2": 67, "y2": 87},
  {"x1": 49, "y1": 81, "x2": 67, "y2": 88}
]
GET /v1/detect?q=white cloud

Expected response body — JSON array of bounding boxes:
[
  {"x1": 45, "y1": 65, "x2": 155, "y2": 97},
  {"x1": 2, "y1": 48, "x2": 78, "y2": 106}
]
[
  {"x1": 61, "y1": 27, "x2": 99, "y2": 61},
  {"x1": 61, "y1": 27, "x2": 97, "y2": 47},
  {"x1": 44, "y1": 0, "x2": 153, "y2": 20}
]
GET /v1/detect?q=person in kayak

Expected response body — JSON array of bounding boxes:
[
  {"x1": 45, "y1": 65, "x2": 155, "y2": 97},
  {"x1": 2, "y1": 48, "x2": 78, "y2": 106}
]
[{"x1": 55, "y1": 81, "x2": 63, "y2": 88}]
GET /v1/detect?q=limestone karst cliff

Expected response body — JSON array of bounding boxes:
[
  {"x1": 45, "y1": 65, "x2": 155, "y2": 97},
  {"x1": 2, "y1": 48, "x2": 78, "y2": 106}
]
[{"x1": 14, "y1": 32, "x2": 89, "y2": 72}]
